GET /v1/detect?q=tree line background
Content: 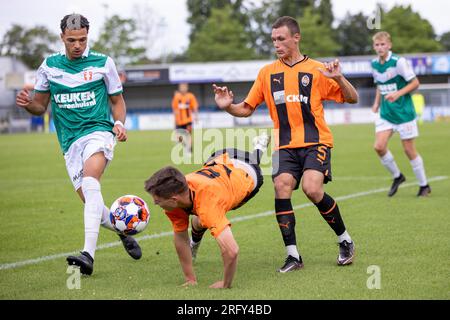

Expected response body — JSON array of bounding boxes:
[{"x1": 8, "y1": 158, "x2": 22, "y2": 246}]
[{"x1": 1, "y1": 0, "x2": 450, "y2": 69}]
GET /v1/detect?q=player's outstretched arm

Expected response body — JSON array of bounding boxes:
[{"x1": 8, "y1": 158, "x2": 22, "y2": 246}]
[
  {"x1": 211, "y1": 226, "x2": 239, "y2": 289},
  {"x1": 16, "y1": 89, "x2": 50, "y2": 116},
  {"x1": 212, "y1": 84, "x2": 254, "y2": 118},
  {"x1": 174, "y1": 231, "x2": 197, "y2": 286}
]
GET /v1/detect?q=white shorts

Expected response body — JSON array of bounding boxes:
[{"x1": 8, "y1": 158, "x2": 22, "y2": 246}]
[
  {"x1": 63, "y1": 131, "x2": 116, "y2": 190},
  {"x1": 230, "y1": 158, "x2": 258, "y2": 191},
  {"x1": 375, "y1": 118, "x2": 419, "y2": 140}
]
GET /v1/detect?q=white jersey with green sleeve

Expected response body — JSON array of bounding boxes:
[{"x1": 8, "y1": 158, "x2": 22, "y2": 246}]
[
  {"x1": 34, "y1": 47, "x2": 123, "y2": 153},
  {"x1": 371, "y1": 51, "x2": 417, "y2": 124}
]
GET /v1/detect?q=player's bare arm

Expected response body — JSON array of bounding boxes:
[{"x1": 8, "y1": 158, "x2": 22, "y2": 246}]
[
  {"x1": 109, "y1": 94, "x2": 127, "y2": 142},
  {"x1": 16, "y1": 89, "x2": 50, "y2": 116},
  {"x1": 385, "y1": 78, "x2": 420, "y2": 103},
  {"x1": 318, "y1": 59, "x2": 359, "y2": 104},
  {"x1": 211, "y1": 226, "x2": 239, "y2": 289},
  {"x1": 372, "y1": 88, "x2": 381, "y2": 113},
  {"x1": 212, "y1": 84, "x2": 255, "y2": 117},
  {"x1": 174, "y1": 231, "x2": 197, "y2": 286}
]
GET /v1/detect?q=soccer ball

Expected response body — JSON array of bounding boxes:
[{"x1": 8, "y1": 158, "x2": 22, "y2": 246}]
[{"x1": 109, "y1": 195, "x2": 150, "y2": 235}]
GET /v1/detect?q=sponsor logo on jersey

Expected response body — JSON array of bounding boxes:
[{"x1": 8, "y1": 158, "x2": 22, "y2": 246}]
[
  {"x1": 379, "y1": 83, "x2": 398, "y2": 95},
  {"x1": 286, "y1": 94, "x2": 309, "y2": 104},
  {"x1": 53, "y1": 91, "x2": 97, "y2": 109}
]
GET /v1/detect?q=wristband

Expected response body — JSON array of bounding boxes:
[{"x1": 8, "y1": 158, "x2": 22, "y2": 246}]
[{"x1": 114, "y1": 120, "x2": 124, "y2": 127}]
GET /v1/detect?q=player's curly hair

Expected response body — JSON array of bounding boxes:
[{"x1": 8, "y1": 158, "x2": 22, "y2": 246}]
[
  {"x1": 145, "y1": 166, "x2": 189, "y2": 198},
  {"x1": 60, "y1": 14, "x2": 90, "y2": 33}
]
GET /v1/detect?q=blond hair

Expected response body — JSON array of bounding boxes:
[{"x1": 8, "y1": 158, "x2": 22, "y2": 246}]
[{"x1": 372, "y1": 31, "x2": 391, "y2": 43}]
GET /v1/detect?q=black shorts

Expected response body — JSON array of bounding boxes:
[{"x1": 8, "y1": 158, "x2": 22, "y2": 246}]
[
  {"x1": 272, "y1": 145, "x2": 332, "y2": 190},
  {"x1": 206, "y1": 148, "x2": 264, "y2": 209},
  {"x1": 175, "y1": 123, "x2": 192, "y2": 131}
]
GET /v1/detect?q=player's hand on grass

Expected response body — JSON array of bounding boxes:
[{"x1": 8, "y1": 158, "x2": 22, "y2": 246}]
[
  {"x1": 212, "y1": 84, "x2": 234, "y2": 110},
  {"x1": 318, "y1": 59, "x2": 343, "y2": 79},
  {"x1": 16, "y1": 89, "x2": 32, "y2": 107},
  {"x1": 113, "y1": 121, "x2": 127, "y2": 142}
]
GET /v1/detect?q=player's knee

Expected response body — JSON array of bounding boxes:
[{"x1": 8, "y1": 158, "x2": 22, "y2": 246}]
[
  {"x1": 373, "y1": 143, "x2": 384, "y2": 154},
  {"x1": 302, "y1": 184, "x2": 322, "y2": 203},
  {"x1": 274, "y1": 178, "x2": 293, "y2": 196}
]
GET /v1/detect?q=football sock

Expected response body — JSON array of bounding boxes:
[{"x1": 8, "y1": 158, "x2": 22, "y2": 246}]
[
  {"x1": 81, "y1": 177, "x2": 104, "y2": 259},
  {"x1": 286, "y1": 245, "x2": 300, "y2": 261},
  {"x1": 191, "y1": 224, "x2": 207, "y2": 244},
  {"x1": 275, "y1": 199, "x2": 299, "y2": 259},
  {"x1": 410, "y1": 155, "x2": 428, "y2": 187},
  {"x1": 380, "y1": 150, "x2": 401, "y2": 178},
  {"x1": 315, "y1": 193, "x2": 346, "y2": 237},
  {"x1": 338, "y1": 230, "x2": 352, "y2": 244},
  {"x1": 252, "y1": 149, "x2": 263, "y2": 165},
  {"x1": 100, "y1": 205, "x2": 115, "y2": 232}
]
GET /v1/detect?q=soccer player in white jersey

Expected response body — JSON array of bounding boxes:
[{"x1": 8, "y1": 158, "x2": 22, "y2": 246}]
[
  {"x1": 371, "y1": 31, "x2": 431, "y2": 197},
  {"x1": 16, "y1": 14, "x2": 142, "y2": 275}
]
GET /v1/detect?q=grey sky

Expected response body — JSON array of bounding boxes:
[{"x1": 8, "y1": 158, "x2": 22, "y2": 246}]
[{"x1": 0, "y1": 0, "x2": 449, "y2": 58}]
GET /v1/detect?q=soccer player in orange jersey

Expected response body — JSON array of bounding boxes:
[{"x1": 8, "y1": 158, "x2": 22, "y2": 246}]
[
  {"x1": 213, "y1": 16, "x2": 359, "y2": 272},
  {"x1": 144, "y1": 135, "x2": 269, "y2": 288},
  {"x1": 172, "y1": 83, "x2": 199, "y2": 156}
]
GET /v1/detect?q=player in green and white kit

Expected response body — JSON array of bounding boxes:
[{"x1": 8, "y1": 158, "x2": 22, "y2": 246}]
[
  {"x1": 371, "y1": 31, "x2": 431, "y2": 197},
  {"x1": 16, "y1": 14, "x2": 142, "y2": 275}
]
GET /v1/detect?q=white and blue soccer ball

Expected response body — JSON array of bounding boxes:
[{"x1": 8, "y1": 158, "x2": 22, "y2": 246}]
[{"x1": 109, "y1": 195, "x2": 150, "y2": 235}]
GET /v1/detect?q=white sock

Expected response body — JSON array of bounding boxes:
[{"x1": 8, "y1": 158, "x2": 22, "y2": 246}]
[
  {"x1": 81, "y1": 177, "x2": 104, "y2": 259},
  {"x1": 101, "y1": 205, "x2": 116, "y2": 232},
  {"x1": 380, "y1": 150, "x2": 401, "y2": 178},
  {"x1": 410, "y1": 155, "x2": 428, "y2": 187},
  {"x1": 286, "y1": 245, "x2": 299, "y2": 260},
  {"x1": 338, "y1": 230, "x2": 352, "y2": 243},
  {"x1": 190, "y1": 239, "x2": 200, "y2": 247}
]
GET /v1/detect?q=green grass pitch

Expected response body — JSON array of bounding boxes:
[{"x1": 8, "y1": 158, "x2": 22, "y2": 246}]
[{"x1": 0, "y1": 122, "x2": 449, "y2": 299}]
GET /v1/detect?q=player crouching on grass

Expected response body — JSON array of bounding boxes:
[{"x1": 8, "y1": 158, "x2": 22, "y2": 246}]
[{"x1": 144, "y1": 134, "x2": 269, "y2": 288}]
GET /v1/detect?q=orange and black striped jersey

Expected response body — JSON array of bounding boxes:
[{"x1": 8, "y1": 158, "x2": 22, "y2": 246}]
[
  {"x1": 165, "y1": 152, "x2": 254, "y2": 238},
  {"x1": 172, "y1": 91, "x2": 198, "y2": 126},
  {"x1": 245, "y1": 57, "x2": 345, "y2": 149}
]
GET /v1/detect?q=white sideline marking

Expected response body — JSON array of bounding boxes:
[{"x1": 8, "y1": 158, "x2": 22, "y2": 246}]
[{"x1": 0, "y1": 175, "x2": 447, "y2": 271}]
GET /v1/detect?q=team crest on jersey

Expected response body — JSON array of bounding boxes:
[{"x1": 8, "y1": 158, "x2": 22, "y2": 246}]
[
  {"x1": 83, "y1": 71, "x2": 93, "y2": 81},
  {"x1": 301, "y1": 75, "x2": 310, "y2": 87}
]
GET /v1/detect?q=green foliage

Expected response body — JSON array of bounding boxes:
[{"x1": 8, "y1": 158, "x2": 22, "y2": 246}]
[
  {"x1": 186, "y1": 6, "x2": 256, "y2": 62},
  {"x1": 277, "y1": 0, "x2": 314, "y2": 18},
  {"x1": 187, "y1": 0, "x2": 247, "y2": 42},
  {"x1": 337, "y1": 12, "x2": 375, "y2": 56},
  {"x1": 314, "y1": 0, "x2": 334, "y2": 27},
  {"x1": 438, "y1": 31, "x2": 450, "y2": 51},
  {"x1": 0, "y1": 24, "x2": 58, "y2": 69},
  {"x1": 91, "y1": 15, "x2": 146, "y2": 66},
  {"x1": 298, "y1": 8, "x2": 340, "y2": 58},
  {"x1": 380, "y1": 5, "x2": 443, "y2": 53},
  {"x1": 247, "y1": 0, "x2": 279, "y2": 58}
]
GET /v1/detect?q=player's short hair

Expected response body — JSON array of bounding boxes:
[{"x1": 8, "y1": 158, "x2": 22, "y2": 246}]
[
  {"x1": 372, "y1": 31, "x2": 391, "y2": 43},
  {"x1": 60, "y1": 14, "x2": 90, "y2": 33},
  {"x1": 145, "y1": 166, "x2": 188, "y2": 199},
  {"x1": 272, "y1": 16, "x2": 300, "y2": 35}
]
